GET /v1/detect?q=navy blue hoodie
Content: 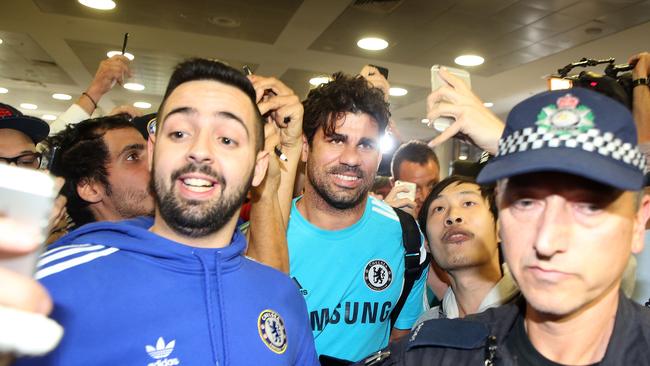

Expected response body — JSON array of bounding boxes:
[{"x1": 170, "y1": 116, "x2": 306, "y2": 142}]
[{"x1": 17, "y1": 217, "x2": 319, "y2": 366}]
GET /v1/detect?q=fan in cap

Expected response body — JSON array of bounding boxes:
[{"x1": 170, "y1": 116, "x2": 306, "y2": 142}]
[
  {"x1": 0, "y1": 102, "x2": 50, "y2": 144},
  {"x1": 131, "y1": 112, "x2": 156, "y2": 140}
]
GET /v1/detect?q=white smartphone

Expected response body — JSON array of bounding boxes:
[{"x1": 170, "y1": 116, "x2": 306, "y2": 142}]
[
  {"x1": 395, "y1": 180, "x2": 416, "y2": 202},
  {"x1": 0, "y1": 164, "x2": 58, "y2": 276},
  {"x1": 429, "y1": 65, "x2": 472, "y2": 132}
]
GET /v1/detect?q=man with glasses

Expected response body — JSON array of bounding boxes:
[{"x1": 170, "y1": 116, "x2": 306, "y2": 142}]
[
  {"x1": 0, "y1": 103, "x2": 49, "y2": 168},
  {"x1": 0, "y1": 103, "x2": 68, "y2": 243}
]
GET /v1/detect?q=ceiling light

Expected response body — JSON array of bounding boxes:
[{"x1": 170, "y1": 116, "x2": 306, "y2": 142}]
[
  {"x1": 0, "y1": 39, "x2": 3, "y2": 45},
  {"x1": 458, "y1": 154, "x2": 468, "y2": 161},
  {"x1": 133, "y1": 101, "x2": 151, "y2": 109},
  {"x1": 357, "y1": 37, "x2": 388, "y2": 51},
  {"x1": 421, "y1": 118, "x2": 430, "y2": 124},
  {"x1": 52, "y1": 93, "x2": 72, "y2": 101},
  {"x1": 389, "y1": 87, "x2": 408, "y2": 97},
  {"x1": 20, "y1": 103, "x2": 38, "y2": 110},
  {"x1": 0, "y1": 87, "x2": 8, "y2": 94},
  {"x1": 454, "y1": 54, "x2": 484, "y2": 67},
  {"x1": 107, "y1": 51, "x2": 135, "y2": 61},
  {"x1": 78, "y1": 0, "x2": 116, "y2": 10},
  {"x1": 124, "y1": 82, "x2": 145, "y2": 91},
  {"x1": 483, "y1": 102, "x2": 494, "y2": 108},
  {"x1": 309, "y1": 76, "x2": 330, "y2": 86},
  {"x1": 42, "y1": 114, "x2": 57, "y2": 121}
]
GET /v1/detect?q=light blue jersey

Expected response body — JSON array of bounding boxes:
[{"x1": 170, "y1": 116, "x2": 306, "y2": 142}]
[{"x1": 288, "y1": 196, "x2": 427, "y2": 362}]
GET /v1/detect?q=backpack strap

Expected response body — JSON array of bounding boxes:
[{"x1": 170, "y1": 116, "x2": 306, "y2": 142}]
[{"x1": 390, "y1": 207, "x2": 429, "y2": 329}]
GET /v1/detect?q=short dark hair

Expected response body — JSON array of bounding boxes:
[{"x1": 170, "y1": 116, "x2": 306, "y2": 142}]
[
  {"x1": 157, "y1": 58, "x2": 264, "y2": 152},
  {"x1": 43, "y1": 114, "x2": 135, "y2": 226},
  {"x1": 391, "y1": 140, "x2": 440, "y2": 179},
  {"x1": 418, "y1": 175, "x2": 497, "y2": 237},
  {"x1": 302, "y1": 72, "x2": 390, "y2": 144}
]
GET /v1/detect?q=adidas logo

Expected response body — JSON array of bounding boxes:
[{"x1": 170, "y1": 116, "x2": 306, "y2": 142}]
[
  {"x1": 146, "y1": 337, "x2": 180, "y2": 366},
  {"x1": 292, "y1": 277, "x2": 309, "y2": 296}
]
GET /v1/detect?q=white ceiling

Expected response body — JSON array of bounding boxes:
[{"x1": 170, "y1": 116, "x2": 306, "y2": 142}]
[{"x1": 1, "y1": 0, "x2": 649, "y2": 142}]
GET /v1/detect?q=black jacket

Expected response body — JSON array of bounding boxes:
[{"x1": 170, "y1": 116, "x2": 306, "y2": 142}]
[{"x1": 358, "y1": 293, "x2": 650, "y2": 366}]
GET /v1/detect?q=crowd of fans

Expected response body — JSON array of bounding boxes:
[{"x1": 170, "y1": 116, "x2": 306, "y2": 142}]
[{"x1": 0, "y1": 49, "x2": 649, "y2": 365}]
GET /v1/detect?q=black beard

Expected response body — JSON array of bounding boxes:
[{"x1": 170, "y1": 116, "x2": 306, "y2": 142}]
[
  {"x1": 151, "y1": 162, "x2": 252, "y2": 238},
  {"x1": 307, "y1": 162, "x2": 370, "y2": 210}
]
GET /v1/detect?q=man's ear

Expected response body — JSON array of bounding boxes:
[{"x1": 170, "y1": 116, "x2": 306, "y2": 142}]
[
  {"x1": 632, "y1": 193, "x2": 650, "y2": 254},
  {"x1": 251, "y1": 150, "x2": 270, "y2": 188},
  {"x1": 495, "y1": 217, "x2": 501, "y2": 242},
  {"x1": 147, "y1": 133, "x2": 156, "y2": 172},
  {"x1": 77, "y1": 178, "x2": 104, "y2": 204},
  {"x1": 301, "y1": 135, "x2": 309, "y2": 163},
  {"x1": 389, "y1": 176, "x2": 395, "y2": 187}
]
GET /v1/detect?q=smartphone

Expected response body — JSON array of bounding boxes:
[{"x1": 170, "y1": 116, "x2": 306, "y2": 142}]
[
  {"x1": 0, "y1": 164, "x2": 58, "y2": 276},
  {"x1": 429, "y1": 65, "x2": 472, "y2": 132},
  {"x1": 369, "y1": 64, "x2": 389, "y2": 80},
  {"x1": 395, "y1": 180, "x2": 416, "y2": 202}
]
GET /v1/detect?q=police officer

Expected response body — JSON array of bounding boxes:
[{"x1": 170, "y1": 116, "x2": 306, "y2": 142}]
[{"x1": 361, "y1": 82, "x2": 650, "y2": 365}]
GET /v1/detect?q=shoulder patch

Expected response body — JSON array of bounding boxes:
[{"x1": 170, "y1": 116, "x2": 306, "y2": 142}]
[
  {"x1": 407, "y1": 318, "x2": 489, "y2": 350},
  {"x1": 257, "y1": 309, "x2": 288, "y2": 354}
]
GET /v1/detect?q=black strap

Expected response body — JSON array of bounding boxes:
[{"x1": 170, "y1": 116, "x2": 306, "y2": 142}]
[{"x1": 390, "y1": 207, "x2": 428, "y2": 329}]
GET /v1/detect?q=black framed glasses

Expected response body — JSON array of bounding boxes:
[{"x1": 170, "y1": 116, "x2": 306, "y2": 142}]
[{"x1": 0, "y1": 152, "x2": 42, "y2": 168}]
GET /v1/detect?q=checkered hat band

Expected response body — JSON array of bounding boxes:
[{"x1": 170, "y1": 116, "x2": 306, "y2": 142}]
[{"x1": 497, "y1": 127, "x2": 646, "y2": 171}]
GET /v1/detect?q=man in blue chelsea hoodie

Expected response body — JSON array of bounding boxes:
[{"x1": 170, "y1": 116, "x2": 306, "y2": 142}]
[{"x1": 17, "y1": 59, "x2": 319, "y2": 366}]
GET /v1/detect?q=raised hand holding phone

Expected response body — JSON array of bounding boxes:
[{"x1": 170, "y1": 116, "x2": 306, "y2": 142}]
[
  {"x1": 426, "y1": 67, "x2": 504, "y2": 154},
  {"x1": 429, "y1": 65, "x2": 471, "y2": 132}
]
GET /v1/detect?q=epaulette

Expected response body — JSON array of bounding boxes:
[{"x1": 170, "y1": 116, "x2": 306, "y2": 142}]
[{"x1": 407, "y1": 318, "x2": 489, "y2": 350}]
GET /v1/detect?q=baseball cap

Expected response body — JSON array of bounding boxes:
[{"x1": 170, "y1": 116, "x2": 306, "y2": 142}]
[
  {"x1": 0, "y1": 102, "x2": 50, "y2": 144},
  {"x1": 477, "y1": 87, "x2": 645, "y2": 190},
  {"x1": 131, "y1": 113, "x2": 156, "y2": 139}
]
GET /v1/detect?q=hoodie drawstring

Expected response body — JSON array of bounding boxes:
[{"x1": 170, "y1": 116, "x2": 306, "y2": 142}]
[
  {"x1": 215, "y1": 252, "x2": 229, "y2": 366},
  {"x1": 195, "y1": 253, "x2": 221, "y2": 366}
]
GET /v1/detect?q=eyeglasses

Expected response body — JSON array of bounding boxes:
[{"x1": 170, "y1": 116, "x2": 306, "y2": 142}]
[{"x1": 0, "y1": 152, "x2": 42, "y2": 168}]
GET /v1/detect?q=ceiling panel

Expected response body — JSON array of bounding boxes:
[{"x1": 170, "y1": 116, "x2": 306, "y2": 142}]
[
  {"x1": 528, "y1": 12, "x2": 586, "y2": 32},
  {"x1": 596, "y1": 0, "x2": 650, "y2": 28},
  {"x1": 66, "y1": 39, "x2": 258, "y2": 98},
  {"x1": 33, "y1": 0, "x2": 304, "y2": 44},
  {"x1": 491, "y1": 2, "x2": 552, "y2": 26},
  {"x1": 0, "y1": 31, "x2": 74, "y2": 85},
  {"x1": 520, "y1": 0, "x2": 580, "y2": 11},
  {"x1": 558, "y1": 0, "x2": 626, "y2": 20},
  {"x1": 538, "y1": 21, "x2": 620, "y2": 51},
  {"x1": 278, "y1": 68, "x2": 331, "y2": 101}
]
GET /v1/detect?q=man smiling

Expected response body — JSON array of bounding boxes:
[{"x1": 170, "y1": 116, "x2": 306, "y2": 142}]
[
  {"x1": 287, "y1": 73, "x2": 427, "y2": 363},
  {"x1": 18, "y1": 59, "x2": 318, "y2": 366}
]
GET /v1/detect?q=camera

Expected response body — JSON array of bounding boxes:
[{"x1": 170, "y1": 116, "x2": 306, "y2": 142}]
[{"x1": 553, "y1": 57, "x2": 636, "y2": 110}]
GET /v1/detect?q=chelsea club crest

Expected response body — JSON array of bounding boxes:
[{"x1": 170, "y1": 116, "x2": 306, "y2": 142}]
[
  {"x1": 364, "y1": 259, "x2": 393, "y2": 291},
  {"x1": 257, "y1": 309, "x2": 288, "y2": 354}
]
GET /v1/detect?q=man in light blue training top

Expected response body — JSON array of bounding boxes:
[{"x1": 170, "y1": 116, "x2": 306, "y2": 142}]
[
  {"x1": 17, "y1": 59, "x2": 318, "y2": 366},
  {"x1": 287, "y1": 71, "x2": 428, "y2": 363}
]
